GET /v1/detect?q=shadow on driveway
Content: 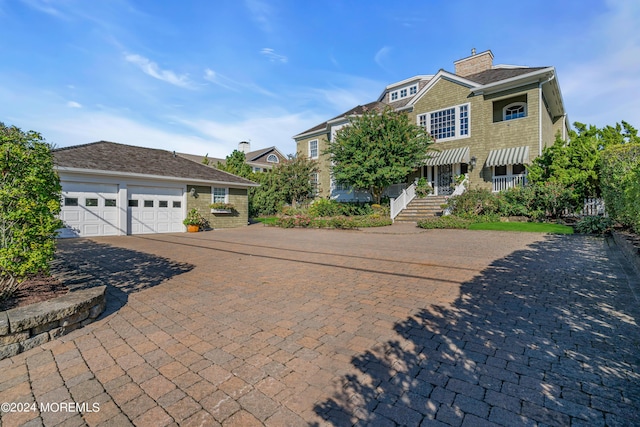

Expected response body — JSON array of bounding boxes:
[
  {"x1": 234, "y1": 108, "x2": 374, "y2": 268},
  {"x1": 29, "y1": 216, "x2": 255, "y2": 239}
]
[
  {"x1": 53, "y1": 238, "x2": 194, "y2": 316},
  {"x1": 313, "y1": 235, "x2": 640, "y2": 426}
]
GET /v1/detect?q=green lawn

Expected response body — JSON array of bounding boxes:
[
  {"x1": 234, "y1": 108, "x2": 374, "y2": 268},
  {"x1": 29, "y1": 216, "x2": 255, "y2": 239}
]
[
  {"x1": 252, "y1": 216, "x2": 278, "y2": 225},
  {"x1": 468, "y1": 222, "x2": 574, "y2": 234}
]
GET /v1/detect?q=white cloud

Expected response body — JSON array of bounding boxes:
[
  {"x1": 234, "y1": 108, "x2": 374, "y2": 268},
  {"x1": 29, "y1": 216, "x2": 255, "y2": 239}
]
[
  {"x1": 203, "y1": 68, "x2": 275, "y2": 97},
  {"x1": 260, "y1": 48, "x2": 287, "y2": 63},
  {"x1": 124, "y1": 53, "x2": 194, "y2": 89},
  {"x1": 374, "y1": 46, "x2": 392, "y2": 69},
  {"x1": 20, "y1": 0, "x2": 67, "y2": 19},
  {"x1": 66, "y1": 101, "x2": 82, "y2": 108}
]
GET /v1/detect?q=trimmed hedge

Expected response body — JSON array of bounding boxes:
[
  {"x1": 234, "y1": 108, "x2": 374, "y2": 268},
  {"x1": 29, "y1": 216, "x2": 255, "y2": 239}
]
[{"x1": 600, "y1": 144, "x2": 640, "y2": 232}]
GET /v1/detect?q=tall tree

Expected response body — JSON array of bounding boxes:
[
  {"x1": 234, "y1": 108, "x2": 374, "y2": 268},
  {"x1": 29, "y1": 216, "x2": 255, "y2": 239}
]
[{"x1": 326, "y1": 106, "x2": 434, "y2": 203}]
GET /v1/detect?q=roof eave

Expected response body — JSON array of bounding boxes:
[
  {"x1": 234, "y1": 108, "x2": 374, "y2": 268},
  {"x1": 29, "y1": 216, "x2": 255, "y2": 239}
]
[
  {"x1": 470, "y1": 67, "x2": 555, "y2": 95},
  {"x1": 55, "y1": 166, "x2": 260, "y2": 188}
]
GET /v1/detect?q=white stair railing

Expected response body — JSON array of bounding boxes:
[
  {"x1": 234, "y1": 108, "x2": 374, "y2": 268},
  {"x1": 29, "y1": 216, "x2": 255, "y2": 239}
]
[
  {"x1": 390, "y1": 183, "x2": 416, "y2": 221},
  {"x1": 443, "y1": 176, "x2": 469, "y2": 216}
]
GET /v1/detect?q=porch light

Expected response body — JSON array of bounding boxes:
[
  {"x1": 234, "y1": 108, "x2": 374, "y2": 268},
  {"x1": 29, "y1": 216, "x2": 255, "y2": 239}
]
[
  {"x1": 190, "y1": 187, "x2": 198, "y2": 198},
  {"x1": 470, "y1": 156, "x2": 477, "y2": 169}
]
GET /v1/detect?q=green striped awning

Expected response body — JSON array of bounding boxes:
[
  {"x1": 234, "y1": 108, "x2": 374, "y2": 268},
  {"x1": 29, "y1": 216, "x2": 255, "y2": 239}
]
[
  {"x1": 424, "y1": 147, "x2": 470, "y2": 166},
  {"x1": 486, "y1": 146, "x2": 530, "y2": 167}
]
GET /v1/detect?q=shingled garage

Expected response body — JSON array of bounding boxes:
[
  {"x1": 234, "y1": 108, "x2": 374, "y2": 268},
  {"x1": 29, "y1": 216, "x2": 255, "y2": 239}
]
[{"x1": 53, "y1": 141, "x2": 257, "y2": 237}]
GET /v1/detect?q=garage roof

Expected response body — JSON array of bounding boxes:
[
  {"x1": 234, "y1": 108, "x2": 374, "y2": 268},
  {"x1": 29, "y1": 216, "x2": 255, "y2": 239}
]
[{"x1": 53, "y1": 141, "x2": 258, "y2": 186}]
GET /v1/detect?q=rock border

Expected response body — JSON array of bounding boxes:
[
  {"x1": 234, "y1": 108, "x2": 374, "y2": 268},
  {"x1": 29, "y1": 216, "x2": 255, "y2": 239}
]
[
  {"x1": 0, "y1": 285, "x2": 105, "y2": 360},
  {"x1": 612, "y1": 230, "x2": 640, "y2": 278}
]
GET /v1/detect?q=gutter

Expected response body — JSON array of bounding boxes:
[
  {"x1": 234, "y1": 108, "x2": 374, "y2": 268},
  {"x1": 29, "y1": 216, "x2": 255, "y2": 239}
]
[{"x1": 539, "y1": 73, "x2": 555, "y2": 156}]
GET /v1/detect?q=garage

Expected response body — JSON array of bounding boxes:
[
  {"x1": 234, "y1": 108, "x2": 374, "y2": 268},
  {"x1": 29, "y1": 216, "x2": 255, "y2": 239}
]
[
  {"x1": 59, "y1": 182, "x2": 119, "y2": 237},
  {"x1": 54, "y1": 141, "x2": 257, "y2": 237},
  {"x1": 128, "y1": 186, "x2": 184, "y2": 234}
]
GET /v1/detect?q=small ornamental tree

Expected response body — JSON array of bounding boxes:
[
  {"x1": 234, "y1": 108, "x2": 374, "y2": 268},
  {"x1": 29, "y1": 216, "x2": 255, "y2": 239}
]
[
  {"x1": 277, "y1": 154, "x2": 319, "y2": 207},
  {"x1": 326, "y1": 106, "x2": 434, "y2": 203},
  {"x1": 0, "y1": 123, "x2": 62, "y2": 300},
  {"x1": 216, "y1": 149, "x2": 254, "y2": 179}
]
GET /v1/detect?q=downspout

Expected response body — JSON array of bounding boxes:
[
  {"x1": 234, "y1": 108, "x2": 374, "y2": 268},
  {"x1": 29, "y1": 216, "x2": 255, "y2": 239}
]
[{"x1": 538, "y1": 73, "x2": 555, "y2": 156}]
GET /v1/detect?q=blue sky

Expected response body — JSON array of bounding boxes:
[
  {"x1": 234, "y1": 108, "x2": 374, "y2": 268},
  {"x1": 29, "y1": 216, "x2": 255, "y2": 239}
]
[{"x1": 1, "y1": 0, "x2": 638, "y2": 157}]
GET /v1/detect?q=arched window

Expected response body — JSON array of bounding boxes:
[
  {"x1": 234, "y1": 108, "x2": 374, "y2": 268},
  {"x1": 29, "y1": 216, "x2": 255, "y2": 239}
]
[
  {"x1": 503, "y1": 102, "x2": 527, "y2": 121},
  {"x1": 266, "y1": 154, "x2": 279, "y2": 163}
]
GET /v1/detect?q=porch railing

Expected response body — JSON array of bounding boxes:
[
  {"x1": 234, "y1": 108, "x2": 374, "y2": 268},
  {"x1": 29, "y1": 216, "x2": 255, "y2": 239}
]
[
  {"x1": 443, "y1": 176, "x2": 469, "y2": 216},
  {"x1": 390, "y1": 183, "x2": 416, "y2": 221},
  {"x1": 492, "y1": 174, "x2": 527, "y2": 192}
]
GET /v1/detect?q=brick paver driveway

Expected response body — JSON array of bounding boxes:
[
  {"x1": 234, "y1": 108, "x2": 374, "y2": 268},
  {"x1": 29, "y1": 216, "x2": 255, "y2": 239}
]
[{"x1": 1, "y1": 225, "x2": 639, "y2": 426}]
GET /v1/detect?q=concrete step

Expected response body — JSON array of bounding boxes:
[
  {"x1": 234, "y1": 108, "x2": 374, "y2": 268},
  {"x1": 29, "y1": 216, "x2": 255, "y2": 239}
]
[{"x1": 394, "y1": 196, "x2": 450, "y2": 222}]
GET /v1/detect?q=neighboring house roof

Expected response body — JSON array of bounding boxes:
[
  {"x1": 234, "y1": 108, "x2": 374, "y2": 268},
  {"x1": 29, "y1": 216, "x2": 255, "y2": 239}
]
[
  {"x1": 244, "y1": 146, "x2": 287, "y2": 165},
  {"x1": 293, "y1": 101, "x2": 386, "y2": 139},
  {"x1": 54, "y1": 141, "x2": 258, "y2": 186},
  {"x1": 177, "y1": 152, "x2": 225, "y2": 166}
]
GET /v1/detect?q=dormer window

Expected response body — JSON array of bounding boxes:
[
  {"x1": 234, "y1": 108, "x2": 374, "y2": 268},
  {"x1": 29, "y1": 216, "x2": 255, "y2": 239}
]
[
  {"x1": 266, "y1": 154, "x2": 279, "y2": 163},
  {"x1": 389, "y1": 84, "x2": 418, "y2": 102},
  {"x1": 504, "y1": 102, "x2": 527, "y2": 121}
]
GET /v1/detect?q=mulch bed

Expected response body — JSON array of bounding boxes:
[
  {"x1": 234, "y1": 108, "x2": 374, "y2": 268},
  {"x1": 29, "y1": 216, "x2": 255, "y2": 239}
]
[{"x1": 0, "y1": 274, "x2": 69, "y2": 311}]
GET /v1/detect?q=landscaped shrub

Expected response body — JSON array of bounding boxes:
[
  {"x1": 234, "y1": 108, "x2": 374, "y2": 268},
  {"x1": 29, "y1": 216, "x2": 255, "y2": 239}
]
[
  {"x1": 496, "y1": 186, "x2": 532, "y2": 217},
  {"x1": 446, "y1": 188, "x2": 500, "y2": 217},
  {"x1": 527, "y1": 182, "x2": 577, "y2": 219},
  {"x1": 600, "y1": 144, "x2": 640, "y2": 229},
  {"x1": 417, "y1": 216, "x2": 472, "y2": 229},
  {"x1": 308, "y1": 199, "x2": 375, "y2": 217},
  {"x1": 624, "y1": 163, "x2": 640, "y2": 233},
  {"x1": 1, "y1": 123, "x2": 62, "y2": 301},
  {"x1": 574, "y1": 216, "x2": 614, "y2": 235}
]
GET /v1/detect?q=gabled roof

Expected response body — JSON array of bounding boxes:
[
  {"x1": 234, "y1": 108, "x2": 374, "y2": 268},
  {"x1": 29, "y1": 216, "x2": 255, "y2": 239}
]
[
  {"x1": 293, "y1": 101, "x2": 386, "y2": 139},
  {"x1": 54, "y1": 141, "x2": 258, "y2": 186},
  {"x1": 294, "y1": 56, "x2": 566, "y2": 141},
  {"x1": 245, "y1": 146, "x2": 287, "y2": 163}
]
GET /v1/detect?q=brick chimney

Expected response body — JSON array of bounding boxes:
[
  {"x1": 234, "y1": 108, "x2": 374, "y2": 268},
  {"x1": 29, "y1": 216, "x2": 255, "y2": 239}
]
[{"x1": 454, "y1": 49, "x2": 494, "y2": 77}]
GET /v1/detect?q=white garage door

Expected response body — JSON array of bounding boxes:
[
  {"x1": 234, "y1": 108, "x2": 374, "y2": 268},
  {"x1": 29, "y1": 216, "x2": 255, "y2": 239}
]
[
  {"x1": 59, "y1": 182, "x2": 119, "y2": 237},
  {"x1": 128, "y1": 186, "x2": 184, "y2": 234}
]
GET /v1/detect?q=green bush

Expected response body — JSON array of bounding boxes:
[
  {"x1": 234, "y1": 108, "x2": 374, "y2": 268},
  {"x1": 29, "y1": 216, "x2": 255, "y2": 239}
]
[
  {"x1": 1, "y1": 123, "x2": 62, "y2": 301},
  {"x1": 307, "y1": 199, "x2": 375, "y2": 217},
  {"x1": 574, "y1": 216, "x2": 614, "y2": 235},
  {"x1": 496, "y1": 186, "x2": 532, "y2": 217},
  {"x1": 624, "y1": 163, "x2": 640, "y2": 232},
  {"x1": 446, "y1": 188, "x2": 500, "y2": 217},
  {"x1": 417, "y1": 216, "x2": 472, "y2": 229},
  {"x1": 600, "y1": 144, "x2": 640, "y2": 229}
]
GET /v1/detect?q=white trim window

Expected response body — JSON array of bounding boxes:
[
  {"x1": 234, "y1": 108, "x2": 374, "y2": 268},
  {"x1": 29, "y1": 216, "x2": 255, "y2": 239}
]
[
  {"x1": 310, "y1": 172, "x2": 319, "y2": 195},
  {"x1": 503, "y1": 102, "x2": 527, "y2": 121},
  {"x1": 266, "y1": 154, "x2": 279, "y2": 163},
  {"x1": 309, "y1": 139, "x2": 318, "y2": 159},
  {"x1": 389, "y1": 84, "x2": 418, "y2": 102},
  {"x1": 418, "y1": 103, "x2": 470, "y2": 142},
  {"x1": 212, "y1": 187, "x2": 228, "y2": 204}
]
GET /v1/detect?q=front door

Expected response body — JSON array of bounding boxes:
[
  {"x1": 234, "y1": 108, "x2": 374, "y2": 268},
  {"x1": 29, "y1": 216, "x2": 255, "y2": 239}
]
[{"x1": 437, "y1": 164, "x2": 453, "y2": 195}]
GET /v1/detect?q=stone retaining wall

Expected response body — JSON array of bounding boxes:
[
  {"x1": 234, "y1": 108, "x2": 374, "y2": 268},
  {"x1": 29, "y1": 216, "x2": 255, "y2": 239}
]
[
  {"x1": 612, "y1": 231, "x2": 640, "y2": 278},
  {"x1": 0, "y1": 285, "x2": 106, "y2": 360}
]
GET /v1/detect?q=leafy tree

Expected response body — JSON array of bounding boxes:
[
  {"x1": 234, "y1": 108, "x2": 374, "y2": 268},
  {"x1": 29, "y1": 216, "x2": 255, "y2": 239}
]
[
  {"x1": 249, "y1": 154, "x2": 318, "y2": 216},
  {"x1": 1, "y1": 123, "x2": 62, "y2": 300},
  {"x1": 216, "y1": 149, "x2": 253, "y2": 178},
  {"x1": 277, "y1": 154, "x2": 319, "y2": 207},
  {"x1": 326, "y1": 106, "x2": 434, "y2": 203},
  {"x1": 527, "y1": 124, "x2": 600, "y2": 204}
]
